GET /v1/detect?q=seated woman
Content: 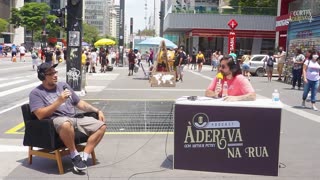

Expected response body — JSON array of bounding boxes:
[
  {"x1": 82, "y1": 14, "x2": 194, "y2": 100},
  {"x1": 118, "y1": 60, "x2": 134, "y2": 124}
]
[{"x1": 205, "y1": 56, "x2": 256, "y2": 101}]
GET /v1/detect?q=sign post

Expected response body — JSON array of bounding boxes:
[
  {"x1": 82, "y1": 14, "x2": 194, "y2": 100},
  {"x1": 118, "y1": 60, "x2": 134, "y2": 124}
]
[
  {"x1": 66, "y1": 0, "x2": 84, "y2": 93},
  {"x1": 227, "y1": 19, "x2": 238, "y2": 54}
]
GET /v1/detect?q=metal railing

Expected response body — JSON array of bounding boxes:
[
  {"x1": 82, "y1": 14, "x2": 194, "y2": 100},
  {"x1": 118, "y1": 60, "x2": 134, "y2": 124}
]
[{"x1": 170, "y1": 5, "x2": 277, "y2": 16}]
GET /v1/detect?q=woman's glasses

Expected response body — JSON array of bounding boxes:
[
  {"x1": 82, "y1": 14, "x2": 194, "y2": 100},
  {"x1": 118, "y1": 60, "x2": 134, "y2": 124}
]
[{"x1": 219, "y1": 65, "x2": 227, "y2": 69}]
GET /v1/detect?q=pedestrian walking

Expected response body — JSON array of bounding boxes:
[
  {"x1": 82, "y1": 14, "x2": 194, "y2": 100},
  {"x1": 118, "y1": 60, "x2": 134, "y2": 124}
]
[
  {"x1": 44, "y1": 47, "x2": 54, "y2": 65},
  {"x1": 190, "y1": 51, "x2": 197, "y2": 70},
  {"x1": 291, "y1": 48, "x2": 305, "y2": 89},
  {"x1": 19, "y1": 44, "x2": 26, "y2": 62},
  {"x1": 263, "y1": 51, "x2": 276, "y2": 82},
  {"x1": 211, "y1": 50, "x2": 219, "y2": 71},
  {"x1": 274, "y1": 46, "x2": 286, "y2": 81},
  {"x1": 301, "y1": 53, "x2": 320, "y2": 111},
  {"x1": 135, "y1": 50, "x2": 141, "y2": 66},
  {"x1": 196, "y1": 50, "x2": 205, "y2": 72},
  {"x1": 127, "y1": 49, "x2": 136, "y2": 76},
  {"x1": 99, "y1": 49, "x2": 108, "y2": 73},
  {"x1": 90, "y1": 48, "x2": 97, "y2": 73},
  {"x1": 175, "y1": 47, "x2": 187, "y2": 82},
  {"x1": 31, "y1": 48, "x2": 38, "y2": 70},
  {"x1": 241, "y1": 51, "x2": 251, "y2": 81},
  {"x1": 148, "y1": 48, "x2": 154, "y2": 67},
  {"x1": 11, "y1": 44, "x2": 17, "y2": 61}
]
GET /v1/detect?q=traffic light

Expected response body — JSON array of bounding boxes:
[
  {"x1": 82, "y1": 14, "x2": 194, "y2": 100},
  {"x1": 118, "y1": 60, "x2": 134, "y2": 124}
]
[
  {"x1": 53, "y1": 8, "x2": 65, "y2": 28},
  {"x1": 159, "y1": 11, "x2": 162, "y2": 19}
]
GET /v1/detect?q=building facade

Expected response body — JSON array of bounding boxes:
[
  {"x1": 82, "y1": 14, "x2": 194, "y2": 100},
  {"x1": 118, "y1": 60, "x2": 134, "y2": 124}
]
[
  {"x1": 84, "y1": 0, "x2": 108, "y2": 36},
  {"x1": 164, "y1": 0, "x2": 277, "y2": 59},
  {"x1": 109, "y1": 4, "x2": 120, "y2": 38},
  {"x1": 276, "y1": 0, "x2": 320, "y2": 53}
]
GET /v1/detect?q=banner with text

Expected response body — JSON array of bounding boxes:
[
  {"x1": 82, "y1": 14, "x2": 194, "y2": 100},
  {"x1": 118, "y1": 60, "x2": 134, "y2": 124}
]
[{"x1": 174, "y1": 104, "x2": 282, "y2": 176}]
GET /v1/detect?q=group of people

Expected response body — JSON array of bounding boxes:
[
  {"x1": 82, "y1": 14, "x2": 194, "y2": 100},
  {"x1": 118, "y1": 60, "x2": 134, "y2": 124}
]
[
  {"x1": 0, "y1": 43, "x2": 27, "y2": 62},
  {"x1": 292, "y1": 48, "x2": 320, "y2": 111},
  {"x1": 81, "y1": 47, "x2": 120, "y2": 73}
]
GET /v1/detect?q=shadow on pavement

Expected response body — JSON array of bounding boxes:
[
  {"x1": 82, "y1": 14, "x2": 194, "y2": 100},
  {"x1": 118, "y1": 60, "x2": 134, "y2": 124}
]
[{"x1": 161, "y1": 154, "x2": 173, "y2": 169}]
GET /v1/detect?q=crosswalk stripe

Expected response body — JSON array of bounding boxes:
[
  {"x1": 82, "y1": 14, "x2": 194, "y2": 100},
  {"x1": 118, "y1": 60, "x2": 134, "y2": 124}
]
[
  {"x1": 0, "y1": 79, "x2": 29, "y2": 88},
  {"x1": 0, "y1": 81, "x2": 40, "y2": 98},
  {"x1": 0, "y1": 99, "x2": 28, "y2": 115}
]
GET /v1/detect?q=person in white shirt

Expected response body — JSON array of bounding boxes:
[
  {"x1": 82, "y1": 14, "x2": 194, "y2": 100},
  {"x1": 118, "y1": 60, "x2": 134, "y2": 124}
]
[
  {"x1": 302, "y1": 53, "x2": 320, "y2": 111},
  {"x1": 274, "y1": 46, "x2": 286, "y2": 81},
  {"x1": 136, "y1": 50, "x2": 142, "y2": 66},
  {"x1": 90, "y1": 48, "x2": 98, "y2": 73},
  {"x1": 19, "y1": 44, "x2": 26, "y2": 62}
]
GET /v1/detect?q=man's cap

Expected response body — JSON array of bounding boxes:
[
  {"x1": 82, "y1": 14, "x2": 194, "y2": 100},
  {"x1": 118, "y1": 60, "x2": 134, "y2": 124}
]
[{"x1": 38, "y1": 63, "x2": 58, "y2": 73}]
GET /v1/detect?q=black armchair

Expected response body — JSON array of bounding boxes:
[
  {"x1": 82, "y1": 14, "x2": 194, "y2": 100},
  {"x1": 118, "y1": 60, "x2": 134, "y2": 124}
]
[{"x1": 22, "y1": 104, "x2": 97, "y2": 174}]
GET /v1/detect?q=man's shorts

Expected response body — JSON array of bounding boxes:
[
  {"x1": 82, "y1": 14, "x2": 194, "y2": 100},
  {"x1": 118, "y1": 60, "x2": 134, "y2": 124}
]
[{"x1": 53, "y1": 116, "x2": 106, "y2": 136}]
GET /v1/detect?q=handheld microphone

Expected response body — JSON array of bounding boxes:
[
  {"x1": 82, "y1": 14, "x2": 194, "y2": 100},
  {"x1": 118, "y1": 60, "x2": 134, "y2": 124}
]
[
  {"x1": 63, "y1": 85, "x2": 72, "y2": 100},
  {"x1": 216, "y1": 72, "x2": 224, "y2": 82}
]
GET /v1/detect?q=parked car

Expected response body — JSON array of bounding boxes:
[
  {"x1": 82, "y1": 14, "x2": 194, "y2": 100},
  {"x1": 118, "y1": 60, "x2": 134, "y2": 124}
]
[{"x1": 248, "y1": 54, "x2": 278, "y2": 77}]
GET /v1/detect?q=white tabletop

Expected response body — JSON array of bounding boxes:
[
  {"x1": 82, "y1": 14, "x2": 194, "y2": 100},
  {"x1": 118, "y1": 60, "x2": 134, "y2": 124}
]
[{"x1": 175, "y1": 96, "x2": 283, "y2": 109}]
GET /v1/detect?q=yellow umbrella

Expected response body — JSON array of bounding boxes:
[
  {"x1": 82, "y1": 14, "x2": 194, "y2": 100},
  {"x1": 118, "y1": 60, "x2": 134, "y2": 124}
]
[{"x1": 94, "y1": 38, "x2": 116, "y2": 47}]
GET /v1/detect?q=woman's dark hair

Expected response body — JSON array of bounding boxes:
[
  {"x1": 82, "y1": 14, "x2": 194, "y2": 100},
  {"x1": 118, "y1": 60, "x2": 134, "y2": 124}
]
[
  {"x1": 296, "y1": 48, "x2": 302, "y2": 55},
  {"x1": 220, "y1": 56, "x2": 242, "y2": 77},
  {"x1": 268, "y1": 51, "x2": 274, "y2": 56},
  {"x1": 307, "y1": 48, "x2": 316, "y2": 59}
]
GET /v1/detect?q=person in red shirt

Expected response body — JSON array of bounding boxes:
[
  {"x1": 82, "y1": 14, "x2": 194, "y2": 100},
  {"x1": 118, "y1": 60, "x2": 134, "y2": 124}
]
[
  {"x1": 205, "y1": 56, "x2": 256, "y2": 101},
  {"x1": 127, "y1": 49, "x2": 136, "y2": 76}
]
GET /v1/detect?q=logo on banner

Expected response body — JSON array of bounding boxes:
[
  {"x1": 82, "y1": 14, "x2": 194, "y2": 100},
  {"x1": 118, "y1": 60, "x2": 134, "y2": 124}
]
[
  {"x1": 228, "y1": 19, "x2": 238, "y2": 30},
  {"x1": 184, "y1": 112, "x2": 269, "y2": 159},
  {"x1": 228, "y1": 31, "x2": 236, "y2": 52},
  {"x1": 289, "y1": 9, "x2": 313, "y2": 23}
]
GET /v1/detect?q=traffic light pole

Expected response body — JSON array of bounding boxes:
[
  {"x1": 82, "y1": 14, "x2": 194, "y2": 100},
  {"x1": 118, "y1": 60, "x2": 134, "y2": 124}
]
[
  {"x1": 130, "y1": 18, "x2": 133, "y2": 49},
  {"x1": 159, "y1": 0, "x2": 165, "y2": 37},
  {"x1": 41, "y1": 13, "x2": 47, "y2": 48},
  {"x1": 118, "y1": 0, "x2": 125, "y2": 67},
  {"x1": 66, "y1": 0, "x2": 84, "y2": 93}
]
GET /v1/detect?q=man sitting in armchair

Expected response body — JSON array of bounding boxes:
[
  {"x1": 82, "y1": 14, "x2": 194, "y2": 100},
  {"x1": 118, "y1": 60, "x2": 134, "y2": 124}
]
[{"x1": 29, "y1": 62, "x2": 107, "y2": 172}]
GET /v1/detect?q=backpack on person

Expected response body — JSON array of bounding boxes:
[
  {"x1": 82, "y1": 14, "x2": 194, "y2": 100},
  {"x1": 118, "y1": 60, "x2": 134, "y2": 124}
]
[
  {"x1": 266, "y1": 56, "x2": 274, "y2": 67},
  {"x1": 181, "y1": 51, "x2": 188, "y2": 65},
  {"x1": 31, "y1": 52, "x2": 37, "y2": 59}
]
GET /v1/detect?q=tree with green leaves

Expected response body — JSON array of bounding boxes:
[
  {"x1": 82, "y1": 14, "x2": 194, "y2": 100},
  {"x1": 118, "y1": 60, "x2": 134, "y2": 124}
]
[
  {"x1": 0, "y1": 18, "x2": 9, "y2": 35},
  {"x1": 9, "y1": 2, "x2": 62, "y2": 43},
  {"x1": 104, "y1": 34, "x2": 117, "y2": 45},
  {"x1": 82, "y1": 23, "x2": 100, "y2": 45},
  {"x1": 137, "y1": 28, "x2": 156, "y2": 37},
  {"x1": 229, "y1": 0, "x2": 277, "y2": 15}
]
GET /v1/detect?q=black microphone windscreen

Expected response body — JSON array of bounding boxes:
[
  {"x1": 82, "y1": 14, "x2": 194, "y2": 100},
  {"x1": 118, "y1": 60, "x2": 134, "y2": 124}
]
[{"x1": 63, "y1": 85, "x2": 68, "y2": 90}]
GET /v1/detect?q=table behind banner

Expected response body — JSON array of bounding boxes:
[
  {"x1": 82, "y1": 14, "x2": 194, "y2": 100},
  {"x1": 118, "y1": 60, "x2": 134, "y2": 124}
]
[{"x1": 174, "y1": 97, "x2": 283, "y2": 176}]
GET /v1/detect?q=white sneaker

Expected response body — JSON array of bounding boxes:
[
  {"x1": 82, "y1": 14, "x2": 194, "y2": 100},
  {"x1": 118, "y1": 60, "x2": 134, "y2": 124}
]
[
  {"x1": 301, "y1": 101, "x2": 306, "y2": 108},
  {"x1": 313, "y1": 106, "x2": 318, "y2": 111}
]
